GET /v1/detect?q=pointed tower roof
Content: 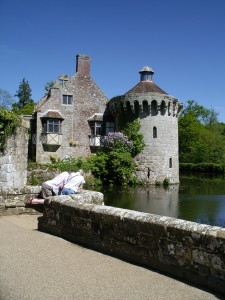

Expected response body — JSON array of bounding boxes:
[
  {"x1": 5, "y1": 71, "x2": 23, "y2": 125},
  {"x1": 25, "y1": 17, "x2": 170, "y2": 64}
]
[{"x1": 125, "y1": 66, "x2": 167, "y2": 95}]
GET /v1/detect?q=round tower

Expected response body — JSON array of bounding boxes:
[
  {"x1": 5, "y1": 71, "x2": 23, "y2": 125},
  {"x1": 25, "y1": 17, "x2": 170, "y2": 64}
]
[{"x1": 108, "y1": 66, "x2": 183, "y2": 184}]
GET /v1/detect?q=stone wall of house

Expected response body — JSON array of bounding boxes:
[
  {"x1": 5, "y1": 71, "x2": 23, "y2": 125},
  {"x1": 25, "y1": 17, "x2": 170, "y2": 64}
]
[
  {"x1": 38, "y1": 198, "x2": 225, "y2": 296},
  {"x1": 34, "y1": 55, "x2": 108, "y2": 163},
  {"x1": 0, "y1": 118, "x2": 29, "y2": 187}
]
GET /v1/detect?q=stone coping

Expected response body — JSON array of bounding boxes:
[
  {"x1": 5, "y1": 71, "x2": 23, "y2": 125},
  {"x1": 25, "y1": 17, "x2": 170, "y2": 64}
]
[{"x1": 38, "y1": 198, "x2": 225, "y2": 296}]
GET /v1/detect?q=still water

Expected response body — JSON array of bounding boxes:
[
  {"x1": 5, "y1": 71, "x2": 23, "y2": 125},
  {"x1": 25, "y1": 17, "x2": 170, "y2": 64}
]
[{"x1": 99, "y1": 173, "x2": 225, "y2": 228}]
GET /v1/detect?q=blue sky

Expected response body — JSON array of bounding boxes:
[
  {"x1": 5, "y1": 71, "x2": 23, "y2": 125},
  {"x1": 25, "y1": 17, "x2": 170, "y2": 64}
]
[{"x1": 1, "y1": 0, "x2": 225, "y2": 122}]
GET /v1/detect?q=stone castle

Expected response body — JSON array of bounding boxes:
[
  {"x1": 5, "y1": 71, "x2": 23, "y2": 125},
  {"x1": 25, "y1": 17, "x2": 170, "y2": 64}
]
[{"x1": 30, "y1": 54, "x2": 183, "y2": 184}]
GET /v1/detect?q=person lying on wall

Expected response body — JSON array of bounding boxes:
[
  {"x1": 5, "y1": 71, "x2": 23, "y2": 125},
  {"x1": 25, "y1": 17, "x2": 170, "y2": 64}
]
[
  {"x1": 27, "y1": 170, "x2": 85, "y2": 205},
  {"x1": 59, "y1": 169, "x2": 85, "y2": 195},
  {"x1": 27, "y1": 171, "x2": 70, "y2": 205}
]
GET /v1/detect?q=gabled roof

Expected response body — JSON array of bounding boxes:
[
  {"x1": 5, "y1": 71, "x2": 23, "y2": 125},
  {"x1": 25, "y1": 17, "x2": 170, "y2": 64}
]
[{"x1": 125, "y1": 81, "x2": 167, "y2": 95}]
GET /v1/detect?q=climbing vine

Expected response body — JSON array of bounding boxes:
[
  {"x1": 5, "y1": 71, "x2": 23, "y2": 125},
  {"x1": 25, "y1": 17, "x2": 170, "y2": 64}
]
[{"x1": 0, "y1": 108, "x2": 21, "y2": 151}]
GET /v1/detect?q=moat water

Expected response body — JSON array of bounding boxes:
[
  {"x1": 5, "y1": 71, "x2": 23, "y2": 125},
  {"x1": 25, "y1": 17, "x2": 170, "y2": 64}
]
[{"x1": 98, "y1": 173, "x2": 225, "y2": 228}]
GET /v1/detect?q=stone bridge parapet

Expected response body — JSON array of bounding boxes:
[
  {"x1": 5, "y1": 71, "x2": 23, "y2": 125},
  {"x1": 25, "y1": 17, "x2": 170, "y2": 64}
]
[{"x1": 38, "y1": 198, "x2": 225, "y2": 296}]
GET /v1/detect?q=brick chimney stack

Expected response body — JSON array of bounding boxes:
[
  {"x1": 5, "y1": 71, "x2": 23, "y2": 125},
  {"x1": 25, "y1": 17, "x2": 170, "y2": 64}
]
[{"x1": 76, "y1": 54, "x2": 91, "y2": 76}]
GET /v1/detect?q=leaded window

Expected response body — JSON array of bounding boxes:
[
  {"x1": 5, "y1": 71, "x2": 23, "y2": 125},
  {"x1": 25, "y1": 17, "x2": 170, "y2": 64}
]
[{"x1": 42, "y1": 119, "x2": 61, "y2": 134}]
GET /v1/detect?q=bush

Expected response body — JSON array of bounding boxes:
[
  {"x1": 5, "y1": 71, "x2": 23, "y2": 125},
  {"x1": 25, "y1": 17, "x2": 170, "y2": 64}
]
[
  {"x1": 48, "y1": 157, "x2": 90, "y2": 173},
  {"x1": 163, "y1": 178, "x2": 170, "y2": 186},
  {"x1": 179, "y1": 163, "x2": 225, "y2": 173},
  {"x1": 0, "y1": 108, "x2": 21, "y2": 150}
]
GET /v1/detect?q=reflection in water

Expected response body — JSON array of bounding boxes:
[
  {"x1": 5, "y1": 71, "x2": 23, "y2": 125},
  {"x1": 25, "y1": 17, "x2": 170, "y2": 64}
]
[
  {"x1": 100, "y1": 173, "x2": 225, "y2": 228},
  {"x1": 133, "y1": 186, "x2": 179, "y2": 218}
]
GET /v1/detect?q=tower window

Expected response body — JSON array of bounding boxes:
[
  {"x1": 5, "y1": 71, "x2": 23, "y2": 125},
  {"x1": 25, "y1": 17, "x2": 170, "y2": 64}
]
[
  {"x1": 169, "y1": 158, "x2": 172, "y2": 168},
  {"x1": 153, "y1": 126, "x2": 157, "y2": 138},
  {"x1": 151, "y1": 100, "x2": 157, "y2": 116}
]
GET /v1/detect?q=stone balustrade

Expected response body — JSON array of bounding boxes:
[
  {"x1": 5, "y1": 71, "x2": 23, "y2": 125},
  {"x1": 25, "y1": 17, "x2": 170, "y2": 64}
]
[
  {"x1": 0, "y1": 186, "x2": 42, "y2": 215},
  {"x1": 38, "y1": 196, "x2": 225, "y2": 296}
]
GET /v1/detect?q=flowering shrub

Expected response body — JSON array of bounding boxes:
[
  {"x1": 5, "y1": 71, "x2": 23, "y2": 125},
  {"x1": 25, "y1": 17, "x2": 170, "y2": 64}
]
[{"x1": 103, "y1": 132, "x2": 133, "y2": 153}]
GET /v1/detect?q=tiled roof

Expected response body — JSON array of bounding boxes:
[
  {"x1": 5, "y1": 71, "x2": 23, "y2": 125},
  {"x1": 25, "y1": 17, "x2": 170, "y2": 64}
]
[
  {"x1": 88, "y1": 113, "x2": 103, "y2": 121},
  {"x1": 125, "y1": 81, "x2": 167, "y2": 95},
  {"x1": 41, "y1": 111, "x2": 64, "y2": 119}
]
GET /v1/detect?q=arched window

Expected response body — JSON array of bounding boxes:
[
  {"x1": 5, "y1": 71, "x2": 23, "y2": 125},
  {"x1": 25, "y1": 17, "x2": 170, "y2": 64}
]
[
  {"x1": 143, "y1": 100, "x2": 149, "y2": 114},
  {"x1": 151, "y1": 100, "x2": 157, "y2": 116},
  {"x1": 153, "y1": 126, "x2": 157, "y2": 138},
  {"x1": 160, "y1": 101, "x2": 166, "y2": 116},
  {"x1": 134, "y1": 100, "x2": 139, "y2": 115},
  {"x1": 169, "y1": 158, "x2": 172, "y2": 168}
]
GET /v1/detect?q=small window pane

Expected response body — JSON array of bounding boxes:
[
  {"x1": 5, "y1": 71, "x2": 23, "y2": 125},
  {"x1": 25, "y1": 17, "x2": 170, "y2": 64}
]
[
  {"x1": 96, "y1": 126, "x2": 101, "y2": 135},
  {"x1": 62, "y1": 95, "x2": 73, "y2": 105},
  {"x1": 63, "y1": 95, "x2": 67, "y2": 104},
  {"x1": 68, "y1": 95, "x2": 72, "y2": 104},
  {"x1": 45, "y1": 119, "x2": 61, "y2": 133},
  {"x1": 106, "y1": 122, "x2": 114, "y2": 135}
]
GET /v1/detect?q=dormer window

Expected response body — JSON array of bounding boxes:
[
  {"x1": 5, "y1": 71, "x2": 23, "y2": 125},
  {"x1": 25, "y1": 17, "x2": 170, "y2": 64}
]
[{"x1": 59, "y1": 76, "x2": 69, "y2": 87}]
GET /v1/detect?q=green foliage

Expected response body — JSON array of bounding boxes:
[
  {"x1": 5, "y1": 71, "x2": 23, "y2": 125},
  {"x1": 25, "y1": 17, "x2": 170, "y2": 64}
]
[
  {"x1": 121, "y1": 119, "x2": 145, "y2": 157},
  {"x1": 88, "y1": 153, "x2": 109, "y2": 184},
  {"x1": 15, "y1": 100, "x2": 35, "y2": 115},
  {"x1": 88, "y1": 151, "x2": 136, "y2": 186},
  {"x1": 48, "y1": 157, "x2": 90, "y2": 173},
  {"x1": 181, "y1": 100, "x2": 218, "y2": 125},
  {"x1": 163, "y1": 178, "x2": 170, "y2": 186},
  {"x1": 180, "y1": 163, "x2": 225, "y2": 173},
  {"x1": 13, "y1": 78, "x2": 33, "y2": 111},
  {"x1": 179, "y1": 100, "x2": 225, "y2": 164},
  {"x1": 0, "y1": 108, "x2": 21, "y2": 150},
  {"x1": 45, "y1": 81, "x2": 55, "y2": 95},
  {"x1": 87, "y1": 131, "x2": 138, "y2": 186},
  {"x1": 107, "y1": 151, "x2": 136, "y2": 185}
]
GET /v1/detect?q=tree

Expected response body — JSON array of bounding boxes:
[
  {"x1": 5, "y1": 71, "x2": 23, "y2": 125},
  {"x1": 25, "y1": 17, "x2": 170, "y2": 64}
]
[
  {"x1": 179, "y1": 100, "x2": 225, "y2": 163},
  {"x1": 45, "y1": 81, "x2": 55, "y2": 95},
  {"x1": 182, "y1": 100, "x2": 218, "y2": 126},
  {"x1": 16, "y1": 101, "x2": 35, "y2": 115},
  {"x1": 0, "y1": 89, "x2": 15, "y2": 109},
  {"x1": 13, "y1": 78, "x2": 33, "y2": 110}
]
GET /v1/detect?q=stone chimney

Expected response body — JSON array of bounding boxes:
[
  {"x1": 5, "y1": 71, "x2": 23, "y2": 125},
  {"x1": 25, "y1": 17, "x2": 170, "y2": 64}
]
[{"x1": 76, "y1": 54, "x2": 91, "y2": 76}]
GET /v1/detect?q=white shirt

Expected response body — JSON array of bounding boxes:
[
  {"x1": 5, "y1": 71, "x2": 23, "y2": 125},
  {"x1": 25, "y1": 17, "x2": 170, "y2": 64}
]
[
  {"x1": 45, "y1": 171, "x2": 70, "y2": 195},
  {"x1": 64, "y1": 172, "x2": 85, "y2": 192}
]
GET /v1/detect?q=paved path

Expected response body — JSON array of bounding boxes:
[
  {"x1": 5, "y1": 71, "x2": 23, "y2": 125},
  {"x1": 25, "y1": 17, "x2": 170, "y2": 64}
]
[{"x1": 0, "y1": 215, "x2": 222, "y2": 300}]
